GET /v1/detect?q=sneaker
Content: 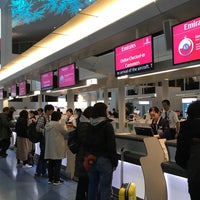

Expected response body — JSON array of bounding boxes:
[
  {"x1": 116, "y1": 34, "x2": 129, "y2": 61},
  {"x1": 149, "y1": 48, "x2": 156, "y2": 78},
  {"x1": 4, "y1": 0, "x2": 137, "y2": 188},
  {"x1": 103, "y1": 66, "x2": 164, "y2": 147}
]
[
  {"x1": 22, "y1": 164, "x2": 32, "y2": 168},
  {"x1": 53, "y1": 180, "x2": 64, "y2": 186},
  {"x1": 48, "y1": 180, "x2": 53, "y2": 184}
]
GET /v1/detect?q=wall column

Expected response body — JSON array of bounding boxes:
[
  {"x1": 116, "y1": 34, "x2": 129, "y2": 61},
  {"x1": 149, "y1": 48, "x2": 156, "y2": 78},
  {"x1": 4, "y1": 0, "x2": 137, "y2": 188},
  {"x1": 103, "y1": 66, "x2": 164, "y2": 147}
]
[
  {"x1": 162, "y1": 80, "x2": 169, "y2": 100},
  {"x1": 118, "y1": 80, "x2": 125, "y2": 132},
  {"x1": 67, "y1": 90, "x2": 74, "y2": 110},
  {"x1": 103, "y1": 88, "x2": 108, "y2": 105},
  {"x1": 1, "y1": 3, "x2": 12, "y2": 67}
]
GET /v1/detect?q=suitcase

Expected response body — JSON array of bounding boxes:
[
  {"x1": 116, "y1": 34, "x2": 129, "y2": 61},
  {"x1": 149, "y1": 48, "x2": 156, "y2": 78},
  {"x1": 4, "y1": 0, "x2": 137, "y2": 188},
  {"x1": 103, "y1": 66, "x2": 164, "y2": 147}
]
[{"x1": 118, "y1": 148, "x2": 136, "y2": 200}]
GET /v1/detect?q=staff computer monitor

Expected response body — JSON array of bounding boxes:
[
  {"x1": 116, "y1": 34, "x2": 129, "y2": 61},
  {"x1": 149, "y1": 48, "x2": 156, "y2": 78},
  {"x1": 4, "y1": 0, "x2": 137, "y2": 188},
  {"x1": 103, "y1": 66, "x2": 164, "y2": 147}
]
[{"x1": 135, "y1": 126, "x2": 154, "y2": 137}]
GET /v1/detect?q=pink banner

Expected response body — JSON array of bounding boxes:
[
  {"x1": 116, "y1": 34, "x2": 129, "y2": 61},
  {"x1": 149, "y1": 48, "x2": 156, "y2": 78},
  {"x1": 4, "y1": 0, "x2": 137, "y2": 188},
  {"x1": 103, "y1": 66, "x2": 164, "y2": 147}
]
[
  {"x1": 41, "y1": 71, "x2": 53, "y2": 90},
  {"x1": 58, "y1": 64, "x2": 75, "y2": 88},
  {"x1": 115, "y1": 35, "x2": 153, "y2": 76},
  {"x1": 173, "y1": 16, "x2": 200, "y2": 64}
]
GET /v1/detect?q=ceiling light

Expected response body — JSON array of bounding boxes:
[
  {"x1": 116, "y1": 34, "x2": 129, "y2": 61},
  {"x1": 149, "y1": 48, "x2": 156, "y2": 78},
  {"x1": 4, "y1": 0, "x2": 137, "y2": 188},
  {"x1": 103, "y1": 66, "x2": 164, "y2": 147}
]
[
  {"x1": 86, "y1": 78, "x2": 98, "y2": 85},
  {"x1": 0, "y1": 0, "x2": 155, "y2": 83},
  {"x1": 117, "y1": 75, "x2": 128, "y2": 80},
  {"x1": 34, "y1": 90, "x2": 41, "y2": 95}
]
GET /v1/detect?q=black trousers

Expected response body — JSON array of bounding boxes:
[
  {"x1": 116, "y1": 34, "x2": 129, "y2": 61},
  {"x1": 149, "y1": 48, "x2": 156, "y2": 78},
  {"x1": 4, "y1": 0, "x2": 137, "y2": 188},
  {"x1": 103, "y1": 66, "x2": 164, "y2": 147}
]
[
  {"x1": 0, "y1": 138, "x2": 11, "y2": 155},
  {"x1": 76, "y1": 175, "x2": 89, "y2": 200},
  {"x1": 48, "y1": 159, "x2": 62, "y2": 182},
  {"x1": 36, "y1": 141, "x2": 47, "y2": 175}
]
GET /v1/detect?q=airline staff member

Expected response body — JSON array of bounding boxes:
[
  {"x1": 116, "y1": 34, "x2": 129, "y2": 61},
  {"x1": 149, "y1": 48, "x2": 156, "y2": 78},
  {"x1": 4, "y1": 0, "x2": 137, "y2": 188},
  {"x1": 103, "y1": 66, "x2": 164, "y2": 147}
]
[{"x1": 161, "y1": 99, "x2": 180, "y2": 139}]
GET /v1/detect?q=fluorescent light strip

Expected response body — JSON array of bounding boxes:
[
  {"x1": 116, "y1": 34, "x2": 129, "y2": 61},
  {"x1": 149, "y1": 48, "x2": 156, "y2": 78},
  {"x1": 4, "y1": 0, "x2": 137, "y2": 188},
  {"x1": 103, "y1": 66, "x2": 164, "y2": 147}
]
[{"x1": 0, "y1": 0, "x2": 155, "y2": 81}]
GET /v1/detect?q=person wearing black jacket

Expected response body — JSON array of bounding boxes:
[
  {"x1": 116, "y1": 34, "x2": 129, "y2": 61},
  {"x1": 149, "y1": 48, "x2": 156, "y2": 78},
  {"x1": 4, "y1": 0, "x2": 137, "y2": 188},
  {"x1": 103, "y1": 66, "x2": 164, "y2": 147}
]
[
  {"x1": 175, "y1": 100, "x2": 200, "y2": 200},
  {"x1": 74, "y1": 106, "x2": 93, "y2": 200},
  {"x1": 87, "y1": 102, "x2": 118, "y2": 200},
  {"x1": 15, "y1": 110, "x2": 32, "y2": 168}
]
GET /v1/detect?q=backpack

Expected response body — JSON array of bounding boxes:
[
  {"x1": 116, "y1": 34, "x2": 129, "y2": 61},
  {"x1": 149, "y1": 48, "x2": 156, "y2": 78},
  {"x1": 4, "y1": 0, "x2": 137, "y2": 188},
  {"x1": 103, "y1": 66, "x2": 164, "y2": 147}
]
[
  {"x1": 67, "y1": 129, "x2": 79, "y2": 154},
  {"x1": 28, "y1": 122, "x2": 42, "y2": 143},
  {"x1": 28, "y1": 116, "x2": 46, "y2": 143}
]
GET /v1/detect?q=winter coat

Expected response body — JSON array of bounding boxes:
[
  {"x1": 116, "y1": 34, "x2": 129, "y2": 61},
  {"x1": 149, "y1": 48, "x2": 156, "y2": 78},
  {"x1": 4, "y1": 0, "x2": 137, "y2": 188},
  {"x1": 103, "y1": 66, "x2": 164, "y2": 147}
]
[
  {"x1": 0, "y1": 113, "x2": 12, "y2": 140},
  {"x1": 15, "y1": 117, "x2": 29, "y2": 138},
  {"x1": 44, "y1": 121, "x2": 70, "y2": 160},
  {"x1": 88, "y1": 117, "x2": 118, "y2": 168},
  {"x1": 74, "y1": 115, "x2": 92, "y2": 177},
  {"x1": 176, "y1": 119, "x2": 200, "y2": 169}
]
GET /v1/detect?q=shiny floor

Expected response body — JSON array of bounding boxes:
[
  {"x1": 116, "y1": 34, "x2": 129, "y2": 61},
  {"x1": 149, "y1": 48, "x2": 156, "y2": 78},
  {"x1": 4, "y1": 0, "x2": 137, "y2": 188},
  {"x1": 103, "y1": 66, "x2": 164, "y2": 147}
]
[{"x1": 0, "y1": 149, "x2": 77, "y2": 200}]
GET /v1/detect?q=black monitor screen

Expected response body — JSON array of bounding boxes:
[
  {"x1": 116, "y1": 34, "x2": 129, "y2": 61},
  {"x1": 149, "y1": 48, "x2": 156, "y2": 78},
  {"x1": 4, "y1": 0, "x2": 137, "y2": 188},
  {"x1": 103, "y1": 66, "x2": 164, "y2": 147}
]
[{"x1": 135, "y1": 127, "x2": 154, "y2": 137}]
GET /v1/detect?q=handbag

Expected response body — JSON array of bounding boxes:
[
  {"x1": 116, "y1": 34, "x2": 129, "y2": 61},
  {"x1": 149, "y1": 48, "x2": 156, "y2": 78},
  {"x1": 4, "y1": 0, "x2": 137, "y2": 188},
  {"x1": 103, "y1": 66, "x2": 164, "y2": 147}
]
[{"x1": 83, "y1": 154, "x2": 96, "y2": 172}]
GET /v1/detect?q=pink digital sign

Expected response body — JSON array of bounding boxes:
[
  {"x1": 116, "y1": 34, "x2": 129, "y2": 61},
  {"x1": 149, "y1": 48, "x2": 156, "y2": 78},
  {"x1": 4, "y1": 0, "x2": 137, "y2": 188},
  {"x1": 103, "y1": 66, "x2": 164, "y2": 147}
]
[
  {"x1": 58, "y1": 64, "x2": 76, "y2": 88},
  {"x1": 19, "y1": 81, "x2": 26, "y2": 96},
  {"x1": 115, "y1": 35, "x2": 153, "y2": 77},
  {"x1": 11, "y1": 84, "x2": 17, "y2": 97},
  {"x1": 173, "y1": 16, "x2": 200, "y2": 65},
  {"x1": 40, "y1": 71, "x2": 53, "y2": 90}
]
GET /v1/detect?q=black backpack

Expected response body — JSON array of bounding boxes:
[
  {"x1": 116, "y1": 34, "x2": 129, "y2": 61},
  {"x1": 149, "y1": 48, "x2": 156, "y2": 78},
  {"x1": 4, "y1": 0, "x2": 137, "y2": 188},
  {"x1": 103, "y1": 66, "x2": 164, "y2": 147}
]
[
  {"x1": 28, "y1": 116, "x2": 46, "y2": 143},
  {"x1": 67, "y1": 129, "x2": 79, "y2": 154},
  {"x1": 28, "y1": 122, "x2": 42, "y2": 143}
]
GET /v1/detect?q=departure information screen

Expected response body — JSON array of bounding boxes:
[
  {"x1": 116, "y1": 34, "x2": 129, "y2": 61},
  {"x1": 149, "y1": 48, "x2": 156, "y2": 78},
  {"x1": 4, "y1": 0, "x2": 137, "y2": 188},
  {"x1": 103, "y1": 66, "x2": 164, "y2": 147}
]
[
  {"x1": 115, "y1": 35, "x2": 153, "y2": 77},
  {"x1": 173, "y1": 16, "x2": 200, "y2": 65}
]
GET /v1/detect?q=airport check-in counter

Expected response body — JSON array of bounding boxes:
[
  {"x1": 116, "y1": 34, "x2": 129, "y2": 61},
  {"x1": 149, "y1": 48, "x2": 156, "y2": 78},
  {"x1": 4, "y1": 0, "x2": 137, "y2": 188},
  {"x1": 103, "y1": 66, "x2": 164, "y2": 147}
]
[
  {"x1": 112, "y1": 134, "x2": 191, "y2": 200},
  {"x1": 162, "y1": 140, "x2": 190, "y2": 200},
  {"x1": 112, "y1": 133, "x2": 146, "y2": 199},
  {"x1": 112, "y1": 133, "x2": 168, "y2": 200}
]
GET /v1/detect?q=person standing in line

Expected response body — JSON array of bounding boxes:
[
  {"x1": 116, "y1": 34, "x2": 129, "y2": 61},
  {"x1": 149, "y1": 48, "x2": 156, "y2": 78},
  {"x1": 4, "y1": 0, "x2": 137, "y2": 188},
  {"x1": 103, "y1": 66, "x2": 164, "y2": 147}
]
[
  {"x1": 8, "y1": 106, "x2": 17, "y2": 150},
  {"x1": 161, "y1": 99, "x2": 180, "y2": 139},
  {"x1": 15, "y1": 110, "x2": 32, "y2": 168},
  {"x1": 74, "y1": 106, "x2": 93, "y2": 200},
  {"x1": 35, "y1": 105, "x2": 54, "y2": 177},
  {"x1": 175, "y1": 100, "x2": 200, "y2": 200},
  {"x1": 74, "y1": 108, "x2": 82, "y2": 126},
  {"x1": 112, "y1": 108, "x2": 119, "y2": 118},
  {"x1": 66, "y1": 108, "x2": 77, "y2": 128},
  {"x1": 45, "y1": 111, "x2": 72, "y2": 185},
  {"x1": 0, "y1": 107, "x2": 12, "y2": 158},
  {"x1": 87, "y1": 102, "x2": 118, "y2": 200},
  {"x1": 65, "y1": 108, "x2": 77, "y2": 179}
]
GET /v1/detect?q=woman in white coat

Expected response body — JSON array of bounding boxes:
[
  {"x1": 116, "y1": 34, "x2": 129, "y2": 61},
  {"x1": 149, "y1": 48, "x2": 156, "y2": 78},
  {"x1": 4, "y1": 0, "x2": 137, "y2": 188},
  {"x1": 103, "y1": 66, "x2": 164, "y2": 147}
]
[{"x1": 45, "y1": 111, "x2": 73, "y2": 185}]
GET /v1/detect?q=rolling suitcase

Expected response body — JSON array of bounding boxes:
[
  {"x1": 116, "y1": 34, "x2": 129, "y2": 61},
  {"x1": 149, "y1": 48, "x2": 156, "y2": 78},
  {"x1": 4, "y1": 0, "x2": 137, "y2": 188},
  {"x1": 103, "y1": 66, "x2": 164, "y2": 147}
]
[{"x1": 118, "y1": 148, "x2": 136, "y2": 200}]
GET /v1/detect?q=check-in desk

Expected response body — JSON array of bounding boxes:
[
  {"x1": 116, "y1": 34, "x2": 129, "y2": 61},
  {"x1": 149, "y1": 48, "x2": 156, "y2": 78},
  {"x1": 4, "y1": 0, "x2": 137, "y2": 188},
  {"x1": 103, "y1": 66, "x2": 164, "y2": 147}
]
[
  {"x1": 112, "y1": 133, "x2": 168, "y2": 200},
  {"x1": 162, "y1": 140, "x2": 190, "y2": 200}
]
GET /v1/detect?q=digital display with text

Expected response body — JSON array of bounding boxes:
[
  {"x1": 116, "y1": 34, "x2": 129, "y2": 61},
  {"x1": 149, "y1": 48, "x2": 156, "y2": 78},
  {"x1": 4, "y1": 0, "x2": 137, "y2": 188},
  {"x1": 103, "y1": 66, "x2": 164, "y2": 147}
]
[
  {"x1": 58, "y1": 63, "x2": 76, "y2": 88},
  {"x1": 40, "y1": 71, "x2": 53, "y2": 91},
  {"x1": 173, "y1": 16, "x2": 200, "y2": 65},
  {"x1": 11, "y1": 84, "x2": 17, "y2": 97},
  {"x1": 115, "y1": 35, "x2": 153, "y2": 77},
  {"x1": 19, "y1": 81, "x2": 26, "y2": 96}
]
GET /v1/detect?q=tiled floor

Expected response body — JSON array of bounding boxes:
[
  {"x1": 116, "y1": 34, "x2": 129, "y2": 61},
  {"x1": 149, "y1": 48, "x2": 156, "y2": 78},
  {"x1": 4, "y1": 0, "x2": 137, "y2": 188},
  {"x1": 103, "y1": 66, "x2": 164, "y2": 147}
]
[{"x1": 0, "y1": 149, "x2": 77, "y2": 200}]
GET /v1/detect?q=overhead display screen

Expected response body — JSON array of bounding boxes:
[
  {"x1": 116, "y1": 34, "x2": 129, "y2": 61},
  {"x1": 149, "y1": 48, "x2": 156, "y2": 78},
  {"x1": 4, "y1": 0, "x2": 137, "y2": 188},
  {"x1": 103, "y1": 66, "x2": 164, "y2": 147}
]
[
  {"x1": 58, "y1": 63, "x2": 76, "y2": 88},
  {"x1": 0, "y1": 9, "x2": 1, "y2": 68},
  {"x1": 173, "y1": 16, "x2": 200, "y2": 65},
  {"x1": 19, "y1": 81, "x2": 26, "y2": 96},
  {"x1": 11, "y1": 84, "x2": 17, "y2": 97},
  {"x1": 115, "y1": 35, "x2": 153, "y2": 77},
  {"x1": 40, "y1": 71, "x2": 54, "y2": 91}
]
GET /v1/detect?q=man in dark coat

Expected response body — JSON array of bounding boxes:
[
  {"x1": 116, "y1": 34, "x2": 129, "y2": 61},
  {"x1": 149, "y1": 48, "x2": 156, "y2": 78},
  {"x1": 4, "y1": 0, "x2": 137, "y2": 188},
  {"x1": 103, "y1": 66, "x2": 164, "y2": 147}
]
[{"x1": 0, "y1": 107, "x2": 12, "y2": 157}]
